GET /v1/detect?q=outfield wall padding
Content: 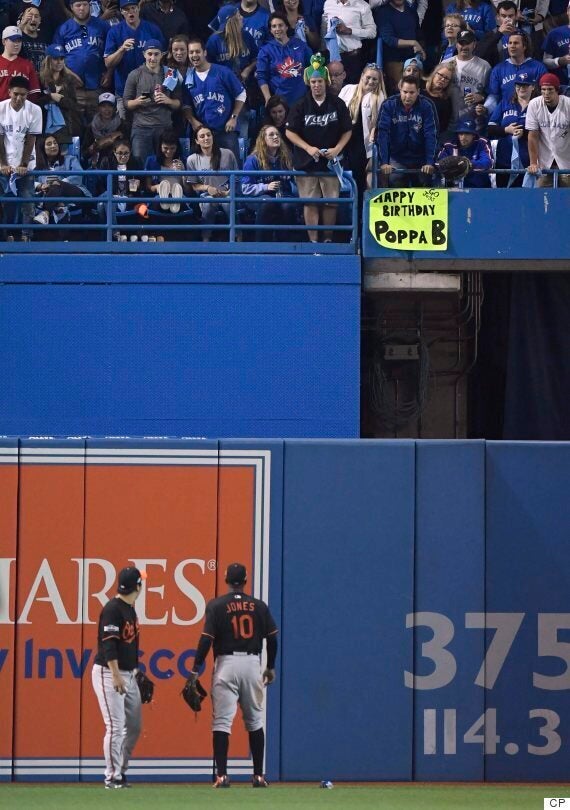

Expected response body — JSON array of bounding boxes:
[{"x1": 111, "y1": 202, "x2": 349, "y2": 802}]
[{"x1": 1, "y1": 439, "x2": 569, "y2": 782}]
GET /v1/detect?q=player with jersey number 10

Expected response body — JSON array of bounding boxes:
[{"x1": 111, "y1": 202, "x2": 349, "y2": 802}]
[{"x1": 189, "y1": 562, "x2": 278, "y2": 788}]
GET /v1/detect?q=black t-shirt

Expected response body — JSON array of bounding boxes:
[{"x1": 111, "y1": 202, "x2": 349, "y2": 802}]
[
  {"x1": 94, "y1": 596, "x2": 140, "y2": 671},
  {"x1": 202, "y1": 590, "x2": 278, "y2": 658},
  {"x1": 286, "y1": 91, "x2": 353, "y2": 171}
]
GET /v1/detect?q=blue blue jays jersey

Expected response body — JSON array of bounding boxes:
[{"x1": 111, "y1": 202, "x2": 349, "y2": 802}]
[
  {"x1": 104, "y1": 19, "x2": 166, "y2": 96},
  {"x1": 542, "y1": 25, "x2": 570, "y2": 83},
  {"x1": 237, "y1": 3, "x2": 270, "y2": 47},
  {"x1": 53, "y1": 16, "x2": 110, "y2": 89},
  {"x1": 184, "y1": 63, "x2": 245, "y2": 130},
  {"x1": 487, "y1": 57, "x2": 547, "y2": 103}
]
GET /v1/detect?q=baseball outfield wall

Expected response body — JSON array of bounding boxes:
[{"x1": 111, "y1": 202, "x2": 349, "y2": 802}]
[{"x1": 1, "y1": 438, "x2": 569, "y2": 783}]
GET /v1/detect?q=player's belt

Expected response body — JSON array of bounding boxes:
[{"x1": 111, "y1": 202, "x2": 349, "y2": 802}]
[{"x1": 225, "y1": 651, "x2": 259, "y2": 656}]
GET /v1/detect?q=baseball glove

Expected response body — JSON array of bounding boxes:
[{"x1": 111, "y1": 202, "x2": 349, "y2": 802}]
[
  {"x1": 181, "y1": 675, "x2": 207, "y2": 712},
  {"x1": 135, "y1": 670, "x2": 155, "y2": 704},
  {"x1": 437, "y1": 155, "x2": 472, "y2": 181}
]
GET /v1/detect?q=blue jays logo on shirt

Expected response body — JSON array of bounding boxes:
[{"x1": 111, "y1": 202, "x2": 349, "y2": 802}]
[
  {"x1": 277, "y1": 55, "x2": 303, "y2": 79},
  {"x1": 65, "y1": 35, "x2": 105, "y2": 53}
]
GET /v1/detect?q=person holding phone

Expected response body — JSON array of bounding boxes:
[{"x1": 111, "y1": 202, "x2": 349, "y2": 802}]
[{"x1": 123, "y1": 38, "x2": 182, "y2": 162}]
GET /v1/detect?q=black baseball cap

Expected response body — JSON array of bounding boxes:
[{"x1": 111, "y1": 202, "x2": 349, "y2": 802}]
[
  {"x1": 225, "y1": 563, "x2": 247, "y2": 586},
  {"x1": 118, "y1": 566, "x2": 146, "y2": 594},
  {"x1": 457, "y1": 30, "x2": 477, "y2": 44}
]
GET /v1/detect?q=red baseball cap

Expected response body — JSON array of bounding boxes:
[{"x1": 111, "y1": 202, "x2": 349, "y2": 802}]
[{"x1": 539, "y1": 73, "x2": 561, "y2": 89}]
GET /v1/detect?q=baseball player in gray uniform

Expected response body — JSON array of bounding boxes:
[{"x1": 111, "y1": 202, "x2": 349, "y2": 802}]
[
  {"x1": 190, "y1": 562, "x2": 278, "y2": 788},
  {"x1": 91, "y1": 566, "x2": 146, "y2": 789}
]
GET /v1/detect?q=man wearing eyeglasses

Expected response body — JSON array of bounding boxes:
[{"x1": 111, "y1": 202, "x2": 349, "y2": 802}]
[
  {"x1": 327, "y1": 60, "x2": 346, "y2": 94},
  {"x1": 53, "y1": 0, "x2": 111, "y2": 119}
]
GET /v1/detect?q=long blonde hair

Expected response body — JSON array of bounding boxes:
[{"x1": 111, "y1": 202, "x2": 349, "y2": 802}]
[
  {"x1": 39, "y1": 55, "x2": 73, "y2": 88},
  {"x1": 348, "y1": 67, "x2": 386, "y2": 125},
  {"x1": 224, "y1": 13, "x2": 249, "y2": 61},
  {"x1": 253, "y1": 125, "x2": 292, "y2": 170},
  {"x1": 425, "y1": 63, "x2": 454, "y2": 97}
]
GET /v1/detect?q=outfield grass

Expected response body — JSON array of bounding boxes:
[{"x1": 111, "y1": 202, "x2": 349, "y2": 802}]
[{"x1": 0, "y1": 783, "x2": 568, "y2": 809}]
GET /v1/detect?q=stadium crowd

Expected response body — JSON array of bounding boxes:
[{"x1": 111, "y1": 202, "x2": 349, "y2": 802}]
[{"x1": 0, "y1": 0, "x2": 568, "y2": 241}]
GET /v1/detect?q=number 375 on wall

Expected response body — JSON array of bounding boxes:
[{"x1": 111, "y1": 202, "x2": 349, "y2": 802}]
[{"x1": 404, "y1": 612, "x2": 570, "y2": 691}]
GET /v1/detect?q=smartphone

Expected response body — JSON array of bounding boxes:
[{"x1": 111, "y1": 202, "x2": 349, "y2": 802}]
[{"x1": 140, "y1": 92, "x2": 150, "y2": 99}]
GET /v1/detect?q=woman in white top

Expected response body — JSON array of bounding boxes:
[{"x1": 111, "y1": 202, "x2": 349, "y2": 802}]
[
  {"x1": 185, "y1": 126, "x2": 238, "y2": 241},
  {"x1": 339, "y1": 63, "x2": 387, "y2": 191}
]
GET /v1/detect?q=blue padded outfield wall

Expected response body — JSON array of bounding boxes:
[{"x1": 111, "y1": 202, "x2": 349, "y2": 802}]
[
  {"x1": 1, "y1": 439, "x2": 569, "y2": 782},
  {"x1": 0, "y1": 254, "x2": 360, "y2": 438}
]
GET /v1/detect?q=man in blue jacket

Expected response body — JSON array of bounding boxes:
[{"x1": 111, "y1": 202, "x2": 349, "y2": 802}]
[
  {"x1": 437, "y1": 117, "x2": 493, "y2": 187},
  {"x1": 377, "y1": 76, "x2": 438, "y2": 186}
]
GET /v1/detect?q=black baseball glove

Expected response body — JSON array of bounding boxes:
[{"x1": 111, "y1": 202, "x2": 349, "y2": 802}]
[
  {"x1": 181, "y1": 674, "x2": 207, "y2": 712},
  {"x1": 135, "y1": 670, "x2": 155, "y2": 704},
  {"x1": 437, "y1": 155, "x2": 473, "y2": 181}
]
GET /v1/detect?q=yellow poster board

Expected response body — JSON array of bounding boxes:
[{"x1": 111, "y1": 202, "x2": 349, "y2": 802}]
[{"x1": 369, "y1": 188, "x2": 448, "y2": 251}]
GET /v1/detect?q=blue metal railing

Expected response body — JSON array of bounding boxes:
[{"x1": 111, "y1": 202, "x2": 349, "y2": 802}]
[
  {"x1": 0, "y1": 168, "x2": 359, "y2": 253},
  {"x1": 370, "y1": 145, "x2": 570, "y2": 189}
]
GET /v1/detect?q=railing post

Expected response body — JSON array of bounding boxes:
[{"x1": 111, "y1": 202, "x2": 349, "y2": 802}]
[
  {"x1": 106, "y1": 171, "x2": 113, "y2": 243},
  {"x1": 229, "y1": 173, "x2": 236, "y2": 242}
]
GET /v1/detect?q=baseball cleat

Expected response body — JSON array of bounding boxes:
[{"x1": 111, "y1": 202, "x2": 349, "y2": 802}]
[
  {"x1": 104, "y1": 778, "x2": 123, "y2": 789},
  {"x1": 252, "y1": 775, "x2": 269, "y2": 787},
  {"x1": 118, "y1": 774, "x2": 132, "y2": 788},
  {"x1": 213, "y1": 775, "x2": 231, "y2": 788}
]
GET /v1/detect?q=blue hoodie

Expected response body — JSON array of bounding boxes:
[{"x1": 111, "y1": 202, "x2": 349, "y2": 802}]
[
  {"x1": 256, "y1": 37, "x2": 312, "y2": 105},
  {"x1": 377, "y1": 93, "x2": 438, "y2": 167}
]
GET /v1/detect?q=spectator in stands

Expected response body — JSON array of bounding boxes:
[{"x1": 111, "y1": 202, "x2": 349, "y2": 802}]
[
  {"x1": 18, "y1": 5, "x2": 47, "y2": 73},
  {"x1": 327, "y1": 59, "x2": 346, "y2": 94},
  {"x1": 437, "y1": 116, "x2": 493, "y2": 186},
  {"x1": 322, "y1": 0, "x2": 377, "y2": 84},
  {"x1": 285, "y1": 55, "x2": 352, "y2": 242},
  {"x1": 442, "y1": 30, "x2": 490, "y2": 127},
  {"x1": 444, "y1": 0, "x2": 495, "y2": 41},
  {"x1": 164, "y1": 33, "x2": 190, "y2": 134},
  {"x1": 402, "y1": 55, "x2": 424, "y2": 85},
  {"x1": 439, "y1": 13, "x2": 467, "y2": 62},
  {"x1": 339, "y1": 61, "x2": 386, "y2": 190},
  {"x1": 0, "y1": 75, "x2": 42, "y2": 240},
  {"x1": 33, "y1": 134, "x2": 91, "y2": 230},
  {"x1": 542, "y1": 1, "x2": 570, "y2": 84},
  {"x1": 476, "y1": 1, "x2": 519, "y2": 68},
  {"x1": 97, "y1": 1, "x2": 123, "y2": 25},
  {"x1": 0, "y1": 24, "x2": 40, "y2": 102},
  {"x1": 140, "y1": 0, "x2": 189, "y2": 42},
  {"x1": 124, "y1": 38, "x2": 182, "y2": 161},
  {"x1": 183, "y1": 37, "x2": 246, "y2": 159},
  {"x1": 53, "y1": 0, "x2": 111, "y2": 120},
  {"x1": 422, "y1": 62, "x2": 455, "y2": 142},
  {"x1": 257, "y1": 12, "x2": 312, "y2": 106},
  {"x1": 277, "y1": 0, "x2": 321, "y2": 49},
  {"x1": 237, "y1": 0, "x2": 270, "y2": 49},
  {"x1": 487, "y1": 72, "x2": 537, "y2": 186},
  {"x1": 206, "y1": 5, "x2": 258, "y2": 87},
  {"x1": 242, "y1": 124, "x2": 297, "y2": 240},
  {"x1": 543, "y1": 0, "x2": 568, "y2": 31},
  {"x1": 94, "y1": 137, "x2": 144, "y2": 217},
  {"x1": 104, "y1": 0, "x2": 165, "y2": 119},
  {"x1": 38, "y1": 45, "x2": 82, "y2": 140},
  {"x1": 526, "y1": 72, "x2": 570, "y2": 186},
  {"x1": 484, "y1": 32, "x2": 546, "y2": 112},
  {"x1": 10, "y1": 0, "x2": 68, "y2": 42},
  {"x1": 262, "y1": 94, "x2": 290, "y2": 137},
  {"x1": 185, "y1": 124, "x2": 238, "y2": 241},
  {"x1": 83, "y1": 91, "x2": 128, "y2": 166},
  {"x1": 144, "y1": 128, "x2": 186, "y2": 213},
  {"x1": 376, "y1": 75, "x2": 438, "y2": 186},
  {"x1": 374, "y1": 0, "x2": 423, "y2": 94}
]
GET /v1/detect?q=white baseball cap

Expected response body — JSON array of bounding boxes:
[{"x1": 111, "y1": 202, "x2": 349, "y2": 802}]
[
  {"x1": 98, "y1": 92, "x2": 116, "y2": 105},
  {"x1": 2, "y1": 26, "x2": 22, "y2": 40}
]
